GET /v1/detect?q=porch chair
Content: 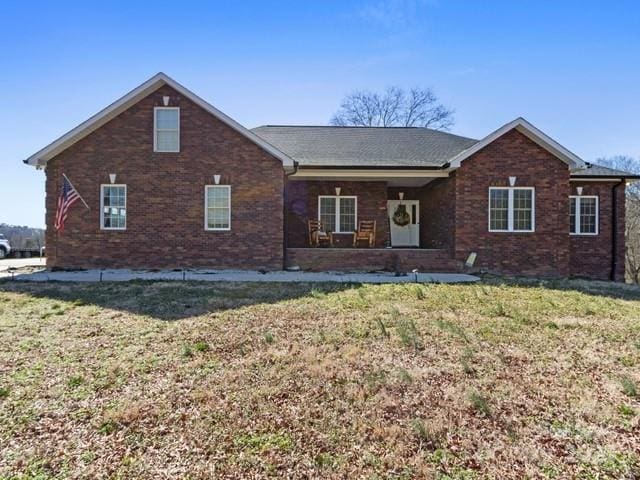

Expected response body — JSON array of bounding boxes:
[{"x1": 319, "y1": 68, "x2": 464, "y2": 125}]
[
  {"x1": 353, "y1": 220, "x2": 376, "y2": 247},
  {"x1": 308, "y1": 219, "x2": 333, "y2": 247}
]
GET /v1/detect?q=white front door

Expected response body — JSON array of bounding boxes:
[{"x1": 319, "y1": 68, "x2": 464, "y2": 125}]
[{"x1": 387, "y1": 200, "x2": 420, "y2": 247}]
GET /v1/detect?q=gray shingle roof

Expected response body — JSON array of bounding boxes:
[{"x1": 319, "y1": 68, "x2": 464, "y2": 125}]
[
  {"x1": 571, "y1": 163, "x2": 640, "y2": 178},
  {"x1": 251, "y1": 125, "x2": 478, "y2": 168}
]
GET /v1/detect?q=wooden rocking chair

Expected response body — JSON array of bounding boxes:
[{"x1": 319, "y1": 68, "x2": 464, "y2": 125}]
[
  {"x1": 308, "y1": 219, "x2": 333, "y2": 247},
  {"x1": 353, "y1": 220, "x2": 376, "y2": 247}
]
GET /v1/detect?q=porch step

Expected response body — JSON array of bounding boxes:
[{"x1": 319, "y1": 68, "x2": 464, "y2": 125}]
[{"x1": 286, "y1": 248, "x2": 460, "y2": 273}]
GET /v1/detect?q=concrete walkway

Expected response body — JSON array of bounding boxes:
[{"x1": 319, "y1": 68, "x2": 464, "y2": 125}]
[{"x1": 0, "y1": 267, "x2": 479, "y2": 284}]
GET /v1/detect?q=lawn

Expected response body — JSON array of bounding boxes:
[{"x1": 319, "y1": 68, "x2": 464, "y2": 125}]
[{"x1": 0, "y1": 279, "x2": 639, "y2": 479}]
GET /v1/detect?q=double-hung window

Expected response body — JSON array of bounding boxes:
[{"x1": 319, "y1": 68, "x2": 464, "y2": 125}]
[
  {"x1": 154, "y1": 107, "x2": 180, "y2": 152},
  {"x1": 205, "y1": 185, "x2": 231, "y2": 231},
  {"x1": 488, "y1": 187, "x2": 535, "y2": 232},
  {"x1": 318, "y1": 196, "x2": 357, "y2": 233},
  {"x1": 570, "y1": 196, "x2": 598, "y2": 235},
  {"x1": 101, "y1": 185, "x2": 127, "y2": 230}
]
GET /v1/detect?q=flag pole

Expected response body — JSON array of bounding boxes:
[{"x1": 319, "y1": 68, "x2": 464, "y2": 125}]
[{"x1": 62, "y1": 173, "x2": 90, "y2": 210}]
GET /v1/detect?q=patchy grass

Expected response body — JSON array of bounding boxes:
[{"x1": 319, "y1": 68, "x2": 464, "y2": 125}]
[{"x1": 0, "y1": 278, "x2": 639, "y2": 478}]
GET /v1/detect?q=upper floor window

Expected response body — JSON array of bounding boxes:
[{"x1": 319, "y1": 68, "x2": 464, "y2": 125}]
[
  {"x1": 101, "y1": 185, "x2": 126, "y2": 230},
  {"x1": 205, "y1": 185, "x2": 231, "y2": 231},
  {"x1": 154, "y1": 107, "x2": 180, "y2": 152},
  {"x1": 488, "y1": 187, "x2": 535, "y2": 232},
  {"x1": 570, "y1": 196, "x2": 598, "y2": 235},
  {"x1": 318, "y1": 196, "x2": 357, "y2": 233}
]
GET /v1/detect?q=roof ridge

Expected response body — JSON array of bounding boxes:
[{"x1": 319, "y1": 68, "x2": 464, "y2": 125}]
[
  {"x1": 251, "y1": 125, "x2": 479, "y2": 142},
  {"x1": 255, "y1": 125, "x2": 421, "y2": 129}
]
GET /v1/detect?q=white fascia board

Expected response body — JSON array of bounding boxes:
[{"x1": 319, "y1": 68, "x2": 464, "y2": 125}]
[
  {"x1": 291, "y1": 169, "x2": 449, "y2": 178},
  {"x1": 448, "y1": 117, "x2": 586, "y2": 171},
  {"x1": 24, "y1": 72, "x2": 295, "y2": 169}
]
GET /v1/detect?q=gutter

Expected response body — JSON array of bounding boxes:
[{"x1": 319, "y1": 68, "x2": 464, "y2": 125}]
[
  {"x1": 282, "y1": 161, "x2": 299, "y2": 270},
  {"x1": 610, "y1": 180, "x2": 624, "y2": 281}
]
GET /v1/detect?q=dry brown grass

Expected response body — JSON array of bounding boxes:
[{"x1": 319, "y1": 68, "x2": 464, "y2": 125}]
[{"x1": 0, "y1": 278, "x2": 639, "y2": 479}]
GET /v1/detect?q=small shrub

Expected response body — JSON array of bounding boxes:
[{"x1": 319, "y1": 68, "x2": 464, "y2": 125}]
[
  {"x1": 181, "y1": 344, "x2": 194, "y2": 358},
  {"x1": 314, "y1": 452, "x2": 338, "y2": 468},
  {"x1": 397, "y1": 318, "x2": 423, "y2": 350},
  {"x1": 414, "y1": 285, "x2": 426, "y2": 300},
  {"x1": 410, "y1": 418, "x2": 442, "y2": 449},
  {"x1": 435, "y1": 318, "x2": 469, "y2": 343},
  {"x1": 618, "y1": 404, "x2": 636, "y2": 417},
  {"x1": 621, "y1": 376, "x2": 637, "y2": 398},
  {"x1": 194, "y1": 341, "x2": 209, "y2": 352},
  {"x1": 468, "y1": 391, "x2": 491, "y2": 416},
  {"x1": 263, "y1": 332, "x2": 275, "y2": 344},
  {"x1": 68, "y1": 375, "x2": 84, "y2": 388},
  {"x1": 397, "y1": 368, "x2": 413, "y2": 384},
  {"x1": 493, "y1": 302, "x2": 506, "y2": 317},
  {"x1": 98, "y1": 420, "x2": 118, "y2": 435},
  {"x1": 461, "y1": 348, "x2": 475, "y2": 375},
  {"x1": 310, "y1": 288, "x2": 326, "y2": 299},
  {"x1": 0, "y1": 387, "x2": 9, "y2": 398},
  {"x1": 375, "y1": 318, "x2": 390, "y2": 338}
]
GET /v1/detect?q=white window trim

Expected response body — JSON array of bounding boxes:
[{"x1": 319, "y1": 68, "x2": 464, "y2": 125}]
[
  {"x1": 204, "y1": 185, "x2": 231, "y2": 231},
  {"x1": 153, "y1": 107, "x2": 180, "y2": 152},
  {"x1": 570, "y1": 195, "x2": 599, "y2": 236},
  {"x1": 488, "y1": 187, "x2": 535, "y2": 233},
  {"x1": 100, "y1": 184, "x2": 127, "y2": 231},
  {"x1": 317, "y1": 195, "x2": 358, "y2": 233}
]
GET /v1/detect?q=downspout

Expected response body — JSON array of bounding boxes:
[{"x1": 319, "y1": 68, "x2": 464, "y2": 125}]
[
  {"x1": 610, "y1": 180, "x2": 624, "y2": 281},
  {"x1": 283, "y1": 161, "x2": 299, "y2": 270}
]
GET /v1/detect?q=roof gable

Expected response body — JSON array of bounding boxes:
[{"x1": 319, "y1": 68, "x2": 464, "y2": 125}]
[
  {"x1": 24, "y1": 73, "x2": 295, "y2": 169},
  {"x1": 448, "y1": 117, "x2": 586, "y2": 170}
]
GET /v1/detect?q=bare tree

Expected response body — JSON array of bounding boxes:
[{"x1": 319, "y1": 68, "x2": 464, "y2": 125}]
[
  {"x1": 597, "y1": 155, "x2": 640, "y2": 283},
  {"x1": 330, "y1": 86, "x2": 454, "y2": 130}
]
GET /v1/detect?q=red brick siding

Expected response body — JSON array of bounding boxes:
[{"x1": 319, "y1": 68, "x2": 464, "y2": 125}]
[
  {"x1": 45, "y1": 85, "x2": 284, "y2": 270},
  {"x1": 417, "y1": 177, "x2": 456, "y2": 251},
  {"x1": 286, "y1": 248, "x2": 457, "y2": 272},
  {"x1": 285, "y1": 181, "x2": 389, "y2": 248},
  {"x1": 569, "y1": 182, "x2": 626, "y2": 281},
  {"x1": 454, "y1": 130, "x2": 571, "y2": 277}
]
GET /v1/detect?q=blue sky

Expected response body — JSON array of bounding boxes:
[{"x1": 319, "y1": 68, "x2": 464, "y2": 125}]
[{"x1": 2, "y1": 0, "x2": 639, "y2": 227}]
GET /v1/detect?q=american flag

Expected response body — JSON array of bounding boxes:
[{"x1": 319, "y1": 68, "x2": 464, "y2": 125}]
[{"x1": 54, "y1": 176, "x2": 81, "y2": 232}]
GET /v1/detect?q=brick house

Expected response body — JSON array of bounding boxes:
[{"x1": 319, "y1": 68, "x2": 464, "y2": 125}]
[{"x1": 24, "y1": 73, "x2": 639, "y2": 280}]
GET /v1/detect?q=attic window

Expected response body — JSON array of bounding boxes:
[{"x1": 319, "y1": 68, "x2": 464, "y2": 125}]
[{"x1": 154, "y1": 107, "x2": 180, "y2": 152}]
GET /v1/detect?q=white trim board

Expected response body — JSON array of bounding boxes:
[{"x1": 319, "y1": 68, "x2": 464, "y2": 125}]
[
  {"x1": 570, "y1": 195, "x2": 599, "y2": 236},
  {"x1": 292, "y1": 169, "x2": 449, "y2": 178},
  {"x1": 100, "y1": 184, "x2": 127, "y2": 231},
  {"x1": 488, "y1": 186, "x2": 536, "y2": 233},
  {"x1": 24, "y1": 73, "x2": 295, "y2": 169},
  {"x1": 204, "y1": 185, "x2": 232, "y2": 231},
  {"x1": 318, "y1": 195, "x2": 358, "y2": 233},
  {"x1": 449, "y1": 117, "x2": 586, "y2": 171}
]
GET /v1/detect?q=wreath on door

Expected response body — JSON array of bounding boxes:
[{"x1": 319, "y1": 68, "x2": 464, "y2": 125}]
[{"x1": 392, "y1": 203, "x2": 411, "y2": 226}]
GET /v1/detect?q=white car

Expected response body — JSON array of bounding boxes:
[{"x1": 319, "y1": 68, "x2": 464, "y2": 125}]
[{"x1": 0, "y1": 234, "x2": 11, "y2": 259}]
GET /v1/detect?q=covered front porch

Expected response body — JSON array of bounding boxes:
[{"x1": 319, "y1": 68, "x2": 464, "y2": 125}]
[{"x1": 284, "y1": 169, "x2": 459, "y2": 272}]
